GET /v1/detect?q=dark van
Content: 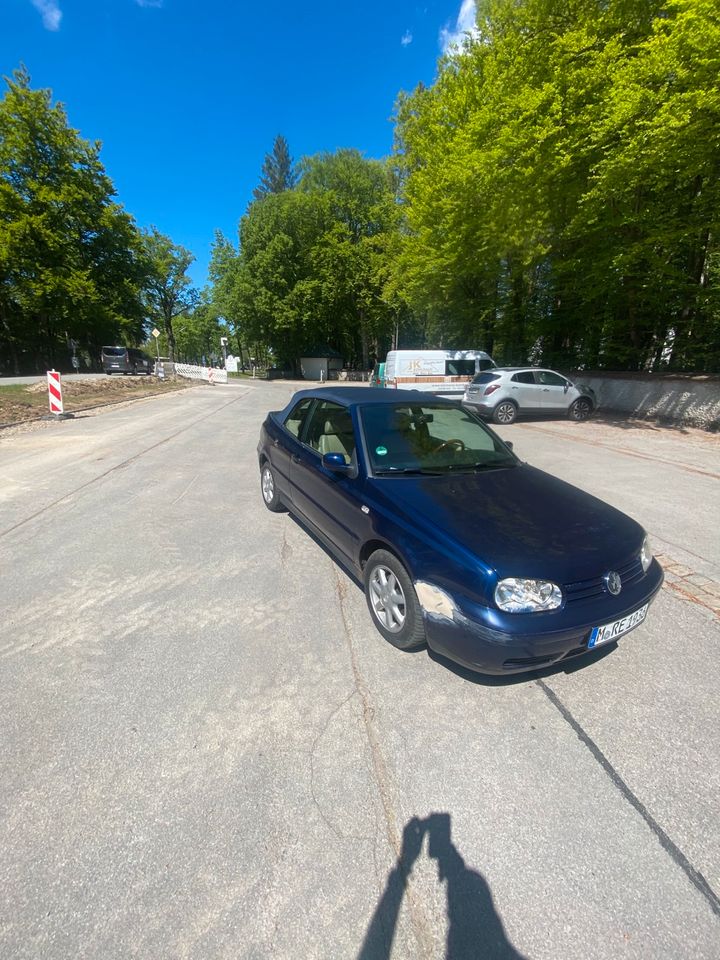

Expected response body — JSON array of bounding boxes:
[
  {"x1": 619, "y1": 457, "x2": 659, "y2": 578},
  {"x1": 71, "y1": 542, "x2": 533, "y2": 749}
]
[{"x1": 102, "y1": 346, "x2": 154, "y2": 376}]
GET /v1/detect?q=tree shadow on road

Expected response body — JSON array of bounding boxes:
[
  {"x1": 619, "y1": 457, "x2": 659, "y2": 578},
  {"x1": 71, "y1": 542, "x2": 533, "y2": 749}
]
[{"x1": 358, "y1": 813, "x2": 528, "y2": 960}]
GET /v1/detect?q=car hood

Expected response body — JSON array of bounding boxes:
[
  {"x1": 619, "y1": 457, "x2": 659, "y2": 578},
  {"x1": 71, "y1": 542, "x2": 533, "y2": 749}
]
[{"x1": 368, "y1": 463, "x2": 643, "y2": 583}]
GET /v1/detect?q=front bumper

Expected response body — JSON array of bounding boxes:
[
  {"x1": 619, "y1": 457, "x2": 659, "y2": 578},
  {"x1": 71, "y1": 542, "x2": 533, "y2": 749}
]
[{"x1": 419, "y1": 560, "x2": 664, "y2": 675}]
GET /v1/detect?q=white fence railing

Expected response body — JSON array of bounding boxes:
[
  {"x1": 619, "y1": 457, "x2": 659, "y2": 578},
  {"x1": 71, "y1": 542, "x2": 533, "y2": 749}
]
[{"x1": 173, "y1": 363, "x2": 228, "y2": 384}]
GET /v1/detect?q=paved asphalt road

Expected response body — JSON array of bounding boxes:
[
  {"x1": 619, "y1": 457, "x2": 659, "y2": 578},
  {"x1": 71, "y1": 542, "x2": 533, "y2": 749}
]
[{"x1": 1, "y1": 382, "x2": 718, "y2": 959}]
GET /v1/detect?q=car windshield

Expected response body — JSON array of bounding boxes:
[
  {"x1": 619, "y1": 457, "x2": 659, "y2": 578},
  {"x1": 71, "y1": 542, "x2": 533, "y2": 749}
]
[
  {"x1": 360, "y1": 402, "x2": 517, "y2": 475},
  {"x1": 102, "y1": 347, "x2": 127, "y2": 357}
]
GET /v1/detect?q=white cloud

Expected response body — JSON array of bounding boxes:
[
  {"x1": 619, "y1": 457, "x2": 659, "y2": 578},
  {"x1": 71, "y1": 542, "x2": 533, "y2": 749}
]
[
  {"x1": 30, "y1": 0, "x2": 62, "y2": 31},
  {"x1": 135, "y1": 0, "x2": 164, "y2": 7},
  {"x1": 440, "y1": 0, "x2": 479, "y2": 53},
  {"x1": 401, "y1": 30, "x2": 413, "y2": 46}
]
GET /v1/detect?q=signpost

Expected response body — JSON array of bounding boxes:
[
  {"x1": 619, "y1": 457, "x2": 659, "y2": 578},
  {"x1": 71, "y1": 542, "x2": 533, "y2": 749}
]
[{"x1": 151, "y1": 328, "x2": 162, "y2": 378}]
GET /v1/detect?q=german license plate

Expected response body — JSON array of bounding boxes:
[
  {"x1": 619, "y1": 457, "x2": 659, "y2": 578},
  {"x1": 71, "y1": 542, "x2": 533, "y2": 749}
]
[{"x1": 589, "y1": 604, "x2": 649, "y2": 648}]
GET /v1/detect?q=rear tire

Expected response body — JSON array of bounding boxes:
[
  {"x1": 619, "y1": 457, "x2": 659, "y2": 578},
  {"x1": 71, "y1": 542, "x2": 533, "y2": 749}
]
[
  {"x1": 363, "y1": 549, "x2": 426, "y2": 651},
  {"x1": 260, "y1": 462, "x2": 284, "y2": 512},
  {"x1": 492, "y1": 400, "x2": 518, "y2": 425},
  {"x1": 569, "y1": 397, "x2": 593, "y2": 421}
]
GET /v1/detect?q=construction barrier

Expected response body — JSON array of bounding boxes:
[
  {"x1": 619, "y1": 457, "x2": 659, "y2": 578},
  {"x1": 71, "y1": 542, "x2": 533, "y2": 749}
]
[
  {"x1": 174, "y1": 363, "x2": 228, "y2": 384},
  {"x1": 47, "y1": 370, "x2": 63, "y2": 414}
]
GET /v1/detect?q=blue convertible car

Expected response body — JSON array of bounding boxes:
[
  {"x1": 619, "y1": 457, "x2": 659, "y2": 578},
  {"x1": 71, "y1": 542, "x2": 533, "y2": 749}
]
[{"x1": 257, "y1": 387, "x2": 663, "y2": 675}]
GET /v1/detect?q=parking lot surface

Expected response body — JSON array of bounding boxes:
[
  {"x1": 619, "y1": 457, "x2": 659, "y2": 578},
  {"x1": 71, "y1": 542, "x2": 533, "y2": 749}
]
[{"x1": 1, "y1": 382, "x2": 718, "y2": 959}]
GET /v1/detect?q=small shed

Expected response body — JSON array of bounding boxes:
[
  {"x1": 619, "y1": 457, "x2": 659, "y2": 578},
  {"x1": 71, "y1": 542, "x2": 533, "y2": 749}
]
[{"x1": 299, "y1": 345, "x2": 344, "y2": 381}]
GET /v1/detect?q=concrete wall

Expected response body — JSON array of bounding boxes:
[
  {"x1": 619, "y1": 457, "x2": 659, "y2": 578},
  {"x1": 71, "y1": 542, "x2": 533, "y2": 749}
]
[{"x1": 567, "y1": 372, "x2": 720, "y2": 430}]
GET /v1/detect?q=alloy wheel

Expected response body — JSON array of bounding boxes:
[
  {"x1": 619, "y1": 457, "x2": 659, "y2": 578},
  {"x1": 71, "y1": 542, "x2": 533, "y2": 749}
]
[
  {"x1": 261, "y1": 467, "x2": 275, "y2": 503},
  {"x1": 369, "y1": 565, "x2": 406, "y2": 633},
  {"x1": 495, "y1": 402, "x2": 517, "y2": 424}
]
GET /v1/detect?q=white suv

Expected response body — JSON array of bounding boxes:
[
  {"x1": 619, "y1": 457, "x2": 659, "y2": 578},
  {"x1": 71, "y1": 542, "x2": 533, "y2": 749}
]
[{"x1": 463, "y1": 368, "x2": 596, "y2": 424}]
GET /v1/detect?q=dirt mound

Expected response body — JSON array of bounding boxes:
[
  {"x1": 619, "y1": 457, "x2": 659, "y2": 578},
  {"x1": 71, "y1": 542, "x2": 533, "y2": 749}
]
[{"x1": 1, "y1": 376, "x2": 195, "y2": 425}]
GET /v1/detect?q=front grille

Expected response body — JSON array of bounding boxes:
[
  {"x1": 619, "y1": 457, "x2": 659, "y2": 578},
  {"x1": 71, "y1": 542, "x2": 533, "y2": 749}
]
[
  {"x1": 502, "y1": 641, "x2": 593, "y2": 671},
  {"x1": 564, "y1": 555, "x2": 644, "y2": 603},
  {"x1": 503, "y1": 654, "x2": 560, "y2": 669}
]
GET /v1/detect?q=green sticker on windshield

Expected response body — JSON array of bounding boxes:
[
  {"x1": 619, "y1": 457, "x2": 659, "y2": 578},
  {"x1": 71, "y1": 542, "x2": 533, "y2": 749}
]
[{"x1": 375, "y1": 445, "x2": 388, "y2": 457}]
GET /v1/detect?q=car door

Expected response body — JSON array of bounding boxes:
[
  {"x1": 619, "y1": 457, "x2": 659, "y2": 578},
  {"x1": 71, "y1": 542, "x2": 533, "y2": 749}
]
[
  {"x1": 535, "y1": 370, "x2": 571, "y2": 411},
  {"x1": 508, "y1": 370, "x2": 544, "y2": 411},
  {"x1": 270, "y1": 397, "x2": 315, "y2": 501},
  {"x1": 290, "y1": 400, "x2": 363, "y2": 564}
]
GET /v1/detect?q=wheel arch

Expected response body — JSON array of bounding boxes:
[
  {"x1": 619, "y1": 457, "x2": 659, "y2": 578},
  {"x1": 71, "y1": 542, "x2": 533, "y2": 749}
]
[{"x1": 359, "y1": 538, "x2": 408, "y2": 572}]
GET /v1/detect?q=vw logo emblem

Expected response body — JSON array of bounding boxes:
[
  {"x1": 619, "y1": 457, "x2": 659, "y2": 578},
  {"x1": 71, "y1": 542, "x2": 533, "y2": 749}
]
[{"x1": 604, "y1": 571, "x2": 622, "y2": 596}]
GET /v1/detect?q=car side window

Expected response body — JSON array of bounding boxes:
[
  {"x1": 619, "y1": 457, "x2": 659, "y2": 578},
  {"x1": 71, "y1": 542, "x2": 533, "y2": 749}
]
[
  {"x1": 511, "y1": 371, "x2": 536, "y2": 384},
  {"x1": 304, "y1": 401, "x2": 356, "y2": 464},
  {"x1": 536, "y1": 371, "x2": 567, "y2": 387},
  {"x1": 284, "y1": 398, "x2": 314, "y2": 439},
  {"x1": 445, "y1": 359, "x2": 476, "y2": 376}
]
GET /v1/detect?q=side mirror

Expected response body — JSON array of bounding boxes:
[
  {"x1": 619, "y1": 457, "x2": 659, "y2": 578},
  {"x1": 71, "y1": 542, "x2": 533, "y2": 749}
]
[
  {"x1": 322, "y1": 452, "x2": 351, "y2": 473},
  {"x1": 564, "y1": 382, "x2": 571, "y2": 393},
  {"x1": 505, "y1": 441, "x2": 514, "y2": 451}
]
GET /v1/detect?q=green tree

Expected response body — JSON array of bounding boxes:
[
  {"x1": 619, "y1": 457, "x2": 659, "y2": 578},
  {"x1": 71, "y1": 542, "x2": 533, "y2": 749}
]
[
  {"x1": 0, "y1": 67, "x2": 146, "y2": 374},
  {"x1": 299, "y1": 149, "x2": 401, "y2": 366},
  {"x1": 210, "y1": 152, "x2": 401, "y2": 370},
  {"x1": 252, "y1": 134, "x2": 298, "y2": 201},
  {"x1": 392, "y1": 0, "x2": 720, "y2": 370},
  {"x1": 142, "y1": 228, "x2": 197, "y2": 363},
  {"x1": 170, "y1": 298, "x2": 224, "y2": 363}
]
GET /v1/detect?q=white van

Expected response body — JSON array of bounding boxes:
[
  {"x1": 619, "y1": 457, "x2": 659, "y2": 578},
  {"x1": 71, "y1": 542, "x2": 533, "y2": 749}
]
[{"x1": 383, "y1": 349, "x2": 495, "y2": 395}]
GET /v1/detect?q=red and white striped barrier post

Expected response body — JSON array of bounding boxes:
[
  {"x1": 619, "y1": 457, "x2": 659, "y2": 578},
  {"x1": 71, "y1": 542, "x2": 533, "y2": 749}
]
[{"x1": 47, "y1": 370, "x2": 63, "y2": 415}]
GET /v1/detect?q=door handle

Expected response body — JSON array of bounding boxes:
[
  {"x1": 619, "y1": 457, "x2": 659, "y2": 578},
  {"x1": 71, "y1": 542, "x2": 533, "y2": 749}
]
[
  {"x1": 291, "y1": 454, "x2": 301, "y2": 463},
  {"x1": 273, "y1": 439, "x2": 279, "y2": 447}
]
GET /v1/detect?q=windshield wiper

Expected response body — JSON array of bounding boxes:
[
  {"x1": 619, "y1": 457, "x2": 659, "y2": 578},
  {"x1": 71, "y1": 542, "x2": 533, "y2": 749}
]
[
  {"x1": 374, "y1": 467, "x2": 445, "y2": 476},
  {"x1": 430, "y1": 461, "x2": 515, "y2": 473}
]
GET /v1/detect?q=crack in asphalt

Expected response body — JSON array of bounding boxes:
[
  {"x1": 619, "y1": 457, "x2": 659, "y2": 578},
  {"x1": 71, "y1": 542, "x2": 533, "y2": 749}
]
[
  {"x1": 332, "y1": 566, "x2": 437, "y2": 960},
  {"x1": 307, "y1": 688, "x2": 373, "y2": 841},
  {"x1": 536, "y1": 678, "x2": 720, "y2": 920},
  {"x1": 0, "y1": 392, "x2": 248, "y2": 540}
]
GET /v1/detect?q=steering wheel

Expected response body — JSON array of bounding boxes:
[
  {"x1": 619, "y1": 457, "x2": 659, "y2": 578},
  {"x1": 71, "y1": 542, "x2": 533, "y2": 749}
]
[{"x1": 433, "y1": 438, "x2": 466, "y2": 454}]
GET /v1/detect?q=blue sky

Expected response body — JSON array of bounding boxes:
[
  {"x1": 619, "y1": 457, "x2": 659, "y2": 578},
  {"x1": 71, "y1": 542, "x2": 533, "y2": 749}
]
[{"x1": 3, "y1": 0, "x2": 478, "y2": 288}]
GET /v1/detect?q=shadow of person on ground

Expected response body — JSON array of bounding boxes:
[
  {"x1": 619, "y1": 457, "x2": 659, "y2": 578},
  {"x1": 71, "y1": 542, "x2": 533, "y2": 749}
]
[{"x1": 358, "y1": 813, "x2": 527, "y2": 960}]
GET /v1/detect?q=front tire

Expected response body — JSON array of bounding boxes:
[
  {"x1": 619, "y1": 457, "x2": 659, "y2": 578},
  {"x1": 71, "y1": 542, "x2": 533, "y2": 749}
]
[
  {"x1": 492, "y1": 400, "x2": 518, "y2": 425},
  {"x1": 260, "y1": 462, "x2": 284, "y2": 512},
  {"x1": 569, "y1": 397, "x2": 593, "y2": 421},
  {"x1": 363, "y1": 550, "x2": 426, "y2": 651}
]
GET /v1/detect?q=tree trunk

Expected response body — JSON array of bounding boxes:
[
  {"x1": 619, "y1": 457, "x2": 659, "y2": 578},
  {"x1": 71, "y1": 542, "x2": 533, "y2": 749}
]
[
  {"x1": 359, "y1": 309, "x2": 369, "y2": 369},
  {"x1": 163, "y1": 313, "x2": 176, "y2": 363}
]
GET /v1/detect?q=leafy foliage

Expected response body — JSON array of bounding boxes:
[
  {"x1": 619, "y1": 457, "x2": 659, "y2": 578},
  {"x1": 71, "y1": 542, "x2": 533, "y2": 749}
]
[
  {"x1": 141, "y1": 228, "x2": 197, "y2": 363},
  {"x1": 211, "y1": 150, "x2": 400, "y2": 369},
  {"x1": 392, "y1": 0, "x2": 720, "y2": 370},
  {"x1": 0, "y1": 68, "x2": 148, "y2": 374}
]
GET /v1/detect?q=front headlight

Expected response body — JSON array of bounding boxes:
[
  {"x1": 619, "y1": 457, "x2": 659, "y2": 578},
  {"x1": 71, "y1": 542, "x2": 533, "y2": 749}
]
[
  {"x1": 495, "y1": 578, "x2": 563, "y2": 613},
  {"x1": 640, "y1": 535, "x2": 653, "y2": 573}
]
